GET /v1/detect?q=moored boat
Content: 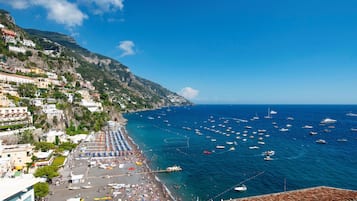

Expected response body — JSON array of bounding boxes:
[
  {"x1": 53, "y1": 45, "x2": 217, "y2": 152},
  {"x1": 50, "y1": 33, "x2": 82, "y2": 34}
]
[
  {"x1": 234, "y1": 184, "x2": 247, "y2": 192},
  {"x1": 316, "y1": 139, "x2": 327, "y2": 144},
  {"x1": 320, "y1": 118, "x2": 337, "y2": 124}
]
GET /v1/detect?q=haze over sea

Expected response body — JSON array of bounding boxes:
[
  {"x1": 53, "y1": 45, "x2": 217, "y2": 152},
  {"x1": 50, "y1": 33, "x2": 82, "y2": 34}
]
[{"x1": 124, "y1": 105, "x2": 357, "y2": 201}]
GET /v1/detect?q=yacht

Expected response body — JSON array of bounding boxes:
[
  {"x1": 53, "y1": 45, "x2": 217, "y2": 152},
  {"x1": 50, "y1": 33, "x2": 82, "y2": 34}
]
[
  {"x1": 350, "y1": 128, "x2": 357, "y2": 132},
  {"x1": 234, "y1": 184, "x2": 247, "y2": 192},
  {"x1": 279, "y1": 128, "x2": 289, "y2": 132},
  {"x1": 263, "y1": 150, "x2": 275, "y2": 156},
  {"x1": 346, "y1": 112, "x2": 357, "y2": 117},
  {"x1": 264, "y1": 108, "x2": 272, "y2": 119},
  {"x1": 270, "y1": 110, "x2": 278, "y2": 115},
  {"x1": 316, "y1": 139, "x2": 327, "y2": 144},
  {"x1": 264, "y1": 155, "x2": 274, "y2": 161},
  {"x1": 249, "y1": 146, "x2": 260, "y2": 149},
  {"x1": 320, "y1": 118, "x2": 337, "y2": 124},
  {"x1": 337, "y1": 138, "x2": 348, "y2": 142},
  {"x1": 302, "y1": 125, "x2": 313, "y2": 129},
  {"x1": 309, "y1": 131, "x2": 318, "y2": 135},
  {"x1": 216, "y1": 145, "x2": 225, "y2": 149}
]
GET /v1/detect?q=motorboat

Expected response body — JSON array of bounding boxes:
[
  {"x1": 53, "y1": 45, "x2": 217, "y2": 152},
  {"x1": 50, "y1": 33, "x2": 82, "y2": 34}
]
[
  {"x1": 216, "y1": 145, "x2": 225, "y2": 149},
  {"x1": 263, "y1": 150, "x2": 275, "y2": 156},
  {"x1": 234, "y1": 184, "x2": 247, "y2": 192},
  {"x1": 350, "y1": 128, "x2": 357, "y2": 132},
  {"x1": 166, "y1": 165, "x2": 182, "y2": 172},
  {"x1": 302, "y1": 125, "x2": 313, "y2": 129},
  {"x1": 203, "y1": 150, "x2": 212, "y2": 155},
  {"x1": 270, "y1": 110, "x2": 277, "y2": 115},
  {"x1": 309, "y1": 131, "x2": 318, "y2": 135},
  {"x1": 264, "y1": 155, "x2": 274, "y2": 161},
  {"x1": 346, "y1": 112, "x2": 357, "y2": 117},
  {"x1": 229, "y1": 147, "x2": 236, "y2": 151},
  {"x1": 279, "y1": 128, "x2": 289, "y2": 132},
  {"x1": 249, "y1": 146, "x2": 259, "y2": 149},
  {"x1": 320, "y1": 118, "x2": 337, "y2": 124},
  {"x1": 337, "y1": 138, "x2": 348, "y2": 142},
  {"x1": 316, "y1": 139, "x2": 327, "y2": 144}
]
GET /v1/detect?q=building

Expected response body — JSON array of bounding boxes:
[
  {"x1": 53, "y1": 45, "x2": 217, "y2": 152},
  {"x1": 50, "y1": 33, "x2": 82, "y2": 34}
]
[
  {"x1": 1, "y1": 28, "x2": 16, "y2": 37},
  {"x1": 42, "y1": 104, "x2": 63, "y2": 121},
  {"x1": 229, "y1": 186, "x2": 357, "y2": 201},
  {"x1": 0, "y1": 72, "x2": 35, "y2": 85},
  {"x1": 33, "y1": 150, "x2": 54, "y2": 167},
  {"x1": 0, "y1": 106, "x2": 32, "y2": 129},
  {"x1": 0, "y1": 174, "x2": 41, "y2": 201},
  {"x1": 0, "y1": 92, "x2": 12, "y2": 107},
  {"x1": 0, "y1": 141, "x2": 34, "y2": 170},
  {"x1": 8, "y1": 46, "x2": 26, "y2": 53},
  {"x1": 22, "y1": 39, "x2": 36, "y2": 48},
  {"x1": 43, "y1": 130, "x2": 66, "y2": 143}
]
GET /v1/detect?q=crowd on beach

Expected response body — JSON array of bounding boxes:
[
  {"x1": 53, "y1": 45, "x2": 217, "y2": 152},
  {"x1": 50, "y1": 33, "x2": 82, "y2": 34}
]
[{"x1": 49, "y1": 121, "x2": 177, "y2": 201}]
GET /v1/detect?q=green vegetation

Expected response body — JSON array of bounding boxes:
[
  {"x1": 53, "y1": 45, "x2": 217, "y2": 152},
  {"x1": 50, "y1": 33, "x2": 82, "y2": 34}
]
[
  {"x1": 18, "y1": 83, "x2": 38, "y2": 98},
  {"x1": 58, "y1": 141, "x2": 77, "y2": 151},
  {"x1": 34, "y1": 165, "x2": 59, "y2": 181},
  {"x1": 34, "y1": 142, "x2": 56, "y2": 152},
  {"x1": 34, "y1": 182, "x2": 49, "y2": 199},
  {"x1": 51, "y1": 156, "x2": 66, "y2": 167}
]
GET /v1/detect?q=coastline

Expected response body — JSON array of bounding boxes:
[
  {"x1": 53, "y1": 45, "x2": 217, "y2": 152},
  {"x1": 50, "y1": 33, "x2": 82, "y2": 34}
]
[{"x1": 117, "y1": 113, "x2": 177, "y2": 201}]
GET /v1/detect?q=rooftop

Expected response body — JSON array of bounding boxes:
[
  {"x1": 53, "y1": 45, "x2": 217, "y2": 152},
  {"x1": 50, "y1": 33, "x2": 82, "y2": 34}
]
[
  {"x1": 230, "y1": 186, "x2": 357, "y2": 201},
  {"x1": 0, "y1": 174, "x2": 41, "y2": 200}
]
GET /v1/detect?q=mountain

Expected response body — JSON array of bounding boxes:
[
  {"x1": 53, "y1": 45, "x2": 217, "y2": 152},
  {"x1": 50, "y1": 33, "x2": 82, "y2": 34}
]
[{"x1": 0, "y1": 10, "x2": 191, "y2": 112}]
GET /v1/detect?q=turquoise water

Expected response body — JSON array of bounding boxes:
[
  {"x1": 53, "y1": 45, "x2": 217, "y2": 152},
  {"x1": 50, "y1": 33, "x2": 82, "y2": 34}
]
[{"x1": 124, "y1": 105, "x2": 357, "y2": 201}]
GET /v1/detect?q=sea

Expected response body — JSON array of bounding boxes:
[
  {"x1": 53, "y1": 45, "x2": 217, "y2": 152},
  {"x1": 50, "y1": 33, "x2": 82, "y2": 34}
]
[{"x1": 124, "y1": 105, "x2": 357, "y2": 201}]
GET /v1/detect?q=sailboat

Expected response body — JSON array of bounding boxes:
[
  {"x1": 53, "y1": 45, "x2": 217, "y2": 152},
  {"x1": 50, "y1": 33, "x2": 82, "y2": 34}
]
[{"x1": 264, "y1": 108, "x2": 272, "y2": 119}]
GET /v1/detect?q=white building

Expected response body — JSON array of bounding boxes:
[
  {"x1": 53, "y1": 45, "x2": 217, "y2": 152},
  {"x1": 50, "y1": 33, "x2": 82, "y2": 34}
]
[
  {"x1": 22, "y1": 39, "x2": 36, "y2": 48},
  {"x1": 8, "y1": 46, "x2": 26, "y2": 53},
  {"x1": 81, "y1": 99, "x2": 103, "y2": 112},
  {"x1": 0, "y1": 72, "x2": 35, "y2": 85},
  {"x1": 43, "y1": 130, "x2": 66, "y2": 143},
  {"x1": 42, "y1": 104, "x2": 63, "y2": 121},
  {"x1": 0, "y1": 141, "x2": 34, "y2": 170},
  {"x1": 0, "y1": 174, "x2": 41, "y2": 201},
  {"x1": 0, "y1": 107, "x2": 32, "y2": 128}
]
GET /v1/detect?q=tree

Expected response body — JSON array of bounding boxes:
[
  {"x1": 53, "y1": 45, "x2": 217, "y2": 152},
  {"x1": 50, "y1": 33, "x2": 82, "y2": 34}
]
[
  {"x1": 34, "y1": 166, "x2": 59, "y2": 182},
  {"x1": 18, "y1": 130, "x2": 34, "y2": 144},
  {"x1": 34, "y1": 182, "x2": 49, "y2": 199},
  {"x1": 34, "y1": 142, "x2": 55, "y2": 152},
  {"x1": 18, "y1": 83, "x2": 38, "y2": 98}
]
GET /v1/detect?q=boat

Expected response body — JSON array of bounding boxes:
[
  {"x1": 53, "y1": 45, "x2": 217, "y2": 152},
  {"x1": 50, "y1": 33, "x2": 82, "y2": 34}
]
[
  {"x1": 337, "y1": 138, "x2": 348, "y2": 142},
  {"x1": 229, "y1": 147, "x2": 236, "y2": 151},
  {"x1": 249, "y1": 146, "x2": 260, "y2": 149},
  {"x1": 216, "y1": 145, "x2": 225, "y2": 149},
  {"x1": 320, "y1": 118, "x2": 337, "y2": 124},
  {"x1": 258, "y1": 129, "x2": 267, "y2": 133},
  {"x1": 279, "y1": 128, "x2": 289, "y2": 132},
  {"x1": 287, "y1": 117, "x2": 294, "y2": 120},
  {"x1": 234, "y1": 184, "x2": 247, "y2": 192},
  {"x1": 226, "y1": 141, "x2": 234, "y2": 145},
  {"x1": 350, "y1": 128, "x2": 357, "y2": 132},
  {"x1": 264, "y1": 108, "x2": 272, "y2": 119},
  {"x1": 211, "y1": 139, "x2": 217, "y2": 142},
  {"x1": 257, "y1": 141, "x2": 265, "y2": 145},
  {"x1": 203, "y1": 150, "x2": 212, "y2": 155},
  {"x1": 316, "y1": 139, "x2": 327, "y2": 144},
  {"x1": 346, "y1": 112, "x2": 357, "y2": 117},
  {"x1": 309, "y1": 131, "x2": 318, "y2": 135},
  {"x1": 302, "y1": 125, "x2": 313, "y2": 129},
  {"x1": 263, "y1": 150, "x2": 275, "y2": 156},
  {"x1": 264, "y1": 155, "x2": 274, "y2": 161},
  {"x1": 166, "y1": 165, "x2": 182, "y2": 172},
  {"x1": 270, "y1": 110, "x2": 277, "y2": 115}
]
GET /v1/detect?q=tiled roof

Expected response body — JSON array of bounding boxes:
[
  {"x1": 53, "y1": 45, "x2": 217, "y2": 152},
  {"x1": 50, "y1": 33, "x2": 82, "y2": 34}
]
[{"x1": 230, "y1": 186, "x2": 357, "y2": 201}]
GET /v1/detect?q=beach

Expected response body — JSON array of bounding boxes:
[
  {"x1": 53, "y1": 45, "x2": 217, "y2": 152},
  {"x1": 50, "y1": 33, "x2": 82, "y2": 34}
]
[{"x1": 49, "y1": 117, "x2": 176, "y2": 201}]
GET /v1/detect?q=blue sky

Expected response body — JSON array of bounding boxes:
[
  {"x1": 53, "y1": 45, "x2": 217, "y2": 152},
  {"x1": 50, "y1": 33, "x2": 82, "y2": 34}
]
[{"x1": 1, "y1": 0, "x2": 357, "y2": 104}]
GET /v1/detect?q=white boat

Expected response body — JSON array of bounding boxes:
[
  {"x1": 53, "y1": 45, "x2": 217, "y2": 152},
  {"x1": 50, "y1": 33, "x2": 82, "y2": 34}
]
[
  {"x1": 229, "y1": 147, "x2": 236, "y2": 151},
  {"x1": 350, "y1": 128, "x2": 357, "y2": 132},
  {"x1": 257, "y1": 141, "x2": 265, "y2": 145},
  {"x1": 302, "y1": 125, "x2": 313, "y2": 129},
  {"x1": 279, "y1": 128, "x2": 289, "y2": 132},
  {"x1": 226, "y1": 141, "x2": 234, "y2": 145},
  {"x1": 309, "y1": 131, "x2": 318, "y2": 135},
  {"x1": 346, "y1": 112, "x2": 357, "y2": 117},
  {"x1": 258, "y1": 129, "x2": 267, "y2": 133},
  {"x1": 166, "y1": 165, "x2": 182, "y2": 172},
  {"x1": 263, "y1": 150, "x2": 275, "y2": 156},
  {"x1": 216, "y1": 145, "x2": 225, "y2": 149},
  {"x1": 234, "y1": 184, "x2": 247, "y2": 192},
  {"x1": 211, "y1": 139, "x2": 217, "y2": 142},
  {"x1": 286, "y1": 124, "x2": 292, "y2": 128},
  {"x1": 264, "y1": 155, "x2": 274, "y2": 161},
  {"x1": 270, "y1": 110, "x2": 277, "y2": 115},
  {"x1": 320, "y1": 118, "x2": 337, "y2": 124},
  {"x1": 316, "y1": 139, "x2": 327, "y2": 144},
  {"x1": 264, "y1": 108, "x2": 272, "y2": 119},
  {"x1": 287, "y1": 117, "x2": 294, "y2": 120},
  {"x1": 249, "y1": 146, "x2": 260, "y2": 149},
  {"x1": 337, "y1": 138, "x2": 348, "y2": 142}
]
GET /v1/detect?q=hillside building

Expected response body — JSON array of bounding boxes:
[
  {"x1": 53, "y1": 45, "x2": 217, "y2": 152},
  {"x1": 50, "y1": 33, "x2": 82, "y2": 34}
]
[
  {"x1": 0, "y1": 141, "x2": 34, "y2": 170},
  {"x1": 0, "y1": 174, "x2": 41, "y2": 201}
]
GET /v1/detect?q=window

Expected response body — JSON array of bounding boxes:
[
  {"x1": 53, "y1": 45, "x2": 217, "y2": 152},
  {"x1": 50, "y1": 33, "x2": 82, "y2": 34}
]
[{"x1": 7, "y1": 154, "x2": 10, "y2": 157}]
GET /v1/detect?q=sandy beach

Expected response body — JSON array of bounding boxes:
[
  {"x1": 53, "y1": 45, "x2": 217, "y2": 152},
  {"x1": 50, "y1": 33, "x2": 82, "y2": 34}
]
[{"x1": 48, "y1": 118, "x2": 176, "y2": 201}]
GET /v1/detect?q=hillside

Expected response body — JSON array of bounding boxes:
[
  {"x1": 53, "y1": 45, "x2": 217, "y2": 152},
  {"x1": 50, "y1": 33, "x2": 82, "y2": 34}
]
[{"x1": 0, "y1": 10, "x2": 191, "y2": 112}]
